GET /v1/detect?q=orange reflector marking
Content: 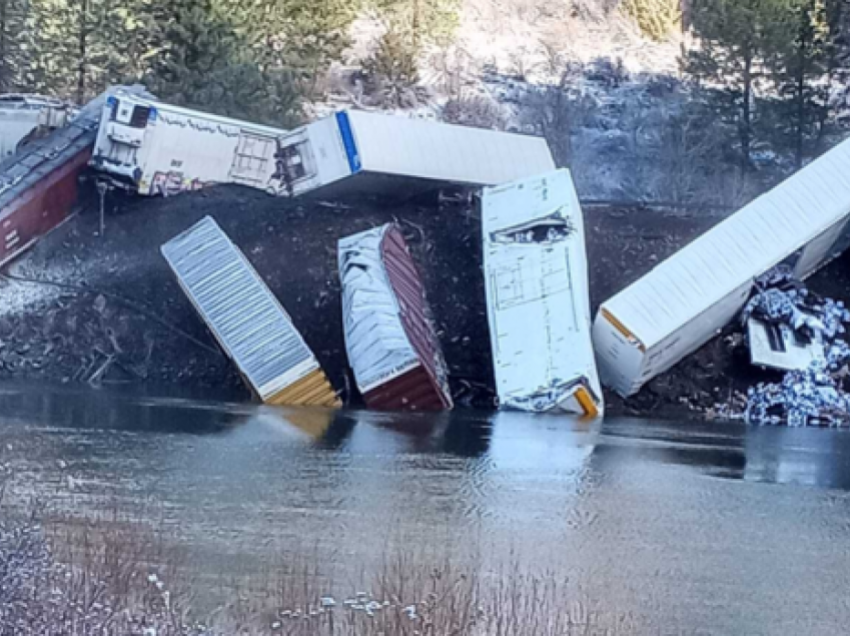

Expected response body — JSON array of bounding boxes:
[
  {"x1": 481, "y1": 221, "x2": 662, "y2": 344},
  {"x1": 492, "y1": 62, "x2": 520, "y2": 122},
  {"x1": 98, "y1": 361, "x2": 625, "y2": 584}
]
[{"x1": 601, "y1": 308, "x2": 646, "y2": 353}]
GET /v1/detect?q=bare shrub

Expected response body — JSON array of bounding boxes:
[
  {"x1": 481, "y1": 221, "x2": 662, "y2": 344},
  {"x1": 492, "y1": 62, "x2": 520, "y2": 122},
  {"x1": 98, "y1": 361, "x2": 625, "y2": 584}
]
[
  {"x1": 619, "y1": 0, "x2": 681, "y2": 41},
  {"x1": 519, "y1": 65, "x2": 595, "y2": 167},
  {"x1": 442, "y1": 95, "x2": 508, "y2": 130}
]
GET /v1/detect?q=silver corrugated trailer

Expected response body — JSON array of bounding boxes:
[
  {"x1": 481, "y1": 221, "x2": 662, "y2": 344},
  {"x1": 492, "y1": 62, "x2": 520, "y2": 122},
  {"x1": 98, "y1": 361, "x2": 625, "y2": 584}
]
[
  {"x1": 593, "y1": 137, "x2": 850, "y2": 398},
  {"x1": 482, "y1": 169, "x2": 602, "y2": 417},
  {"x1": 161, "y1": 216, "x2": 339, "y2": 407}
]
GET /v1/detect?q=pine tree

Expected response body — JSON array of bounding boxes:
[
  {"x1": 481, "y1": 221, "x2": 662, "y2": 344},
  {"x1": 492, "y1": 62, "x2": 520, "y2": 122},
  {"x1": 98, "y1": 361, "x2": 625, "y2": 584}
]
[
  {"x1": 0, "y1": 0, "x2": 28, "y2": 91},
  {"x1": 686, "y1": 0, "x2": 790, "y2": 173}
]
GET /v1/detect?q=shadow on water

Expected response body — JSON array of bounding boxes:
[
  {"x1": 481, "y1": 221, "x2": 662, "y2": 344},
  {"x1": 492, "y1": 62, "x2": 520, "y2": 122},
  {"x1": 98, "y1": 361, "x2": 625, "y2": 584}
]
[{"x1": 2, "y1": 383, "x2": 850, "y2": 490}]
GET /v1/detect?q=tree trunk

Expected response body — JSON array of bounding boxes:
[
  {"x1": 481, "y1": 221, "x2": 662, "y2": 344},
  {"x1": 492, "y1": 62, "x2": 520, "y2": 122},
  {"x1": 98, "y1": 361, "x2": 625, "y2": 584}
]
[
  {"x1": 0, "y1": 0, "x2": 7, "y2": 92},
  {"x1": 794, "y1": 2, "x2": 814, "y2": 170},
  {"x1": 741, "y1": 47, "x2": 753, "y2": 175},
  {"x1": 76, "y1": 0, "x2": 88, "y2": 104},
  {"x1": 412, "y1": 0, "x2": 421, "y2": 50}
]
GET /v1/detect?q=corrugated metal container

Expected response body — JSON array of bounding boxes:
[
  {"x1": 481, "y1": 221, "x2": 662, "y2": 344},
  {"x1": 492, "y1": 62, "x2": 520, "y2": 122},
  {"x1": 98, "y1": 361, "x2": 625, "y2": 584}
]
[
  {"x1": 0, "y1": 88, "x2": 138, "y2": 267},
  {"x1": 275, "y1": 110, "x2": 556, "y2": 199},
  {"x1": 339, "y1": 224, "x2": 452, "y2": 411},
  {"x1": 593, "y1": 136, "x2": 850, "y2": 397},
  {"x1": 161, "y1": 216, "x2": 339, "y2": 407},
  {"x1": 481, "y1": 169, "x2": 602, "y2": 417}
]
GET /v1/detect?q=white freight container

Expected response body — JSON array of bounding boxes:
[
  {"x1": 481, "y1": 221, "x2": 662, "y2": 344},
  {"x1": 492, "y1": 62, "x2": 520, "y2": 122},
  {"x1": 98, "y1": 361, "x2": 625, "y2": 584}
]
[
  {"x1": 161, "y1": 216, "x2": 339, "y2": 407},
  {"x1": 594, "y1": 137, "x2": 850, "y2": 397},
  {"x1": 482, "y1": 169, "x2": 603, "y2": 417},
  {"x1": 90, "y1": 91, "x2": 287, "y2": 195},
  {"x1": 272, "y1": 110, "x2": 556, "y2": 198}
]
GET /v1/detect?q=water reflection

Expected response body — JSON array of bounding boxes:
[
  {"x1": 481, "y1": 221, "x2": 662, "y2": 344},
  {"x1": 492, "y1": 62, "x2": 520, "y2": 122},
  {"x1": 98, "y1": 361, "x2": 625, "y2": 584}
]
[
  {"x1": 3, "y1": 384, "x2": 850, "y2": 491},
  {"x1": 4, "y1": 386, "x2": 850, "y2": 634}
]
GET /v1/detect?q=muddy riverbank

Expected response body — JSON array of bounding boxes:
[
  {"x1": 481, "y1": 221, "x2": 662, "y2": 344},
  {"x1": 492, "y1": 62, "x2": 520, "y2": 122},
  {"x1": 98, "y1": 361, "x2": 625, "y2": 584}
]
[{"x1": 2, "y1": 184, "x2": 846, "y2": 416}]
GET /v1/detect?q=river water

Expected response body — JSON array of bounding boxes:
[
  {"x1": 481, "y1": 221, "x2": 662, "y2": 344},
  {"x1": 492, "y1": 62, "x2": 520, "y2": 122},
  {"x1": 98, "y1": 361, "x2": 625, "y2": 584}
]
[{"x1": 2, "y1": 385, "x2": 850, "y2": 634}]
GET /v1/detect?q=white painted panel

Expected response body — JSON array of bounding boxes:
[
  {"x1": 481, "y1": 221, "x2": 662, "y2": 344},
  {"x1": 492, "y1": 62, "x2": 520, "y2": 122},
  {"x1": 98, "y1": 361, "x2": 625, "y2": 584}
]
[
  {"x1": 92, "y1": 91, "x2": 287, "y2": 195},
  {"x1": 349, "y1": 110, "x2": 556, "y2": 187},
  {"x1": 482, "y1": 169, "x2": 602, "y2": 414}
]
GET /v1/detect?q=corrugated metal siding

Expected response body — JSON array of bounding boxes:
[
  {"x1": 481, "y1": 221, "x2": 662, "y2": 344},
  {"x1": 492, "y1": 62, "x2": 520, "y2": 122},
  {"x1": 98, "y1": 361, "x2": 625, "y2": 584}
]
[
  {"x1": 339, "y1": 224, "x2": 452, "y2": 411},
  {"x1": 162, "y1": 216, "x2": 338, "y2": 406},
  {"x1": 601, "y1": 138, "x2": 850, "y2": 351},
  {"x1": 380, "y1": 226, "x2": 452, "y2": 409}
]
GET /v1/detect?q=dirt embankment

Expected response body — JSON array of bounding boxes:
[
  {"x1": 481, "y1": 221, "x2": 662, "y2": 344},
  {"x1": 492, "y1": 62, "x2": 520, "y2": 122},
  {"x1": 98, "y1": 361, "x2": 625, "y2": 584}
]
[{"x1": 4, "y1": 184, "x2": 847, "y2": 417}]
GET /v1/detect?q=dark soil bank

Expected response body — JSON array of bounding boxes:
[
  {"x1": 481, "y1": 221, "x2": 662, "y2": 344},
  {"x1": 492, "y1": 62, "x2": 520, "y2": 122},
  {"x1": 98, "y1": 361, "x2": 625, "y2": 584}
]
[{"x1": 4, "y1": 184, "x2": 846, "y2": 416}]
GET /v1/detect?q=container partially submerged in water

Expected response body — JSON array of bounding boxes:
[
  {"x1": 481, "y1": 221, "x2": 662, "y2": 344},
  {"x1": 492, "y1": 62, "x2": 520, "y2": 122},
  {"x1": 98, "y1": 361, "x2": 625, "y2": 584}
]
[
  {"x1": 593, "y1": 137, "x2": 850, "y2": 398},
  {"x1": 161, "y1": 216, "x2": 339, "y2": 407},
  {"x1": 481, "y1": 169, "x2": 603, "y2": 417},
  {"x1": 339, "y1": 224, "x2": 452, "y2": 411}
]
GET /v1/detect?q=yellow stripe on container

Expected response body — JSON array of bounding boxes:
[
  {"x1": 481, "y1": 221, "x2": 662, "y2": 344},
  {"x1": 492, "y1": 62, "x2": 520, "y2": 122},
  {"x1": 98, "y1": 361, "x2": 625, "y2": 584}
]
[{"x1": 265, "y1": 369, "x2": 341, "y2": 408}]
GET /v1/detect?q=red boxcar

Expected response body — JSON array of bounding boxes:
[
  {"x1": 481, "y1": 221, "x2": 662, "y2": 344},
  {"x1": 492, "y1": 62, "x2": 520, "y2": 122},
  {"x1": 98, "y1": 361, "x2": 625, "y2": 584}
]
[
  {"x1": 339, "y1": 224, "x2": 453, "y2": 411},
  {"x1": 0, "y1": 93, "x2": 105, "y2": 267}
]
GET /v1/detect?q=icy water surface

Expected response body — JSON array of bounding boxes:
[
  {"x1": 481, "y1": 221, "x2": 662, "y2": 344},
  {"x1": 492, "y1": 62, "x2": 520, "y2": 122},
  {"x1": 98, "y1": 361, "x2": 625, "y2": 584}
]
[{"x1": 3, "y1": 385, "x2": 850, "y2": 634}]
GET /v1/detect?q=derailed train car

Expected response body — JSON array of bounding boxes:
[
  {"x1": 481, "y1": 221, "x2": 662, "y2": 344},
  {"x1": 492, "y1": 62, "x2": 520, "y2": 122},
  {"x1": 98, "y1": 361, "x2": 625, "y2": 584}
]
[
  {"x1": 161, "y1": 216, "x2": 340, "y2": 408},
  {"x1": 594, "y1": 136, "x2": 850, "y2": 398},
  {"x1": 0, "y1": 88, "x2": 138, "y2": 267},
  {"x1": 90, "y1": 91, "x2": 288, "y2": 196},
  {"x1": 481, "y1": 169, "x2": 603, "y2": 417},
  {"x1": 339, "y1": 224, "x2": 453, "y2": 411},
  {"x1": 91, "y1": 93, "x2": 556, "y2": 200},
  {"x1": 274, "y1": 110, "x2": 556, "y2": 198}
]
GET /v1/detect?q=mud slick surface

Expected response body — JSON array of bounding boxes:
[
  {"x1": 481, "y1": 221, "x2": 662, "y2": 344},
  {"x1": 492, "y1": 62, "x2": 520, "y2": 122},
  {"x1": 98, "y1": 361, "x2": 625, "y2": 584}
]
[{"x1": 3, "y1": 184, "x2": 849, "y2": 417}]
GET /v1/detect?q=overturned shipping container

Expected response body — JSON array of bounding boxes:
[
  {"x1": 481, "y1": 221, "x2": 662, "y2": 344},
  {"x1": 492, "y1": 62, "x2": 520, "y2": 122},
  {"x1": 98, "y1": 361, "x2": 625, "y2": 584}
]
[
  {"x1": 482, "y1": 170, "x2": 603, "y2": 417},
  {"x1": 594, "y1": 137, "x2": 850, "y2": 397},
  {"x1": 255, "y1": 110, "x2": 555, "y2": 198},
  {"x1": 90, "y1": 91, "x2": 288, "y2": 195},
  {"x1": 339, "y1": 224, "x2": 452, "y2": 411},
  {"x1": 0, "y1": 88, "x2": 138, "y2": 267},
  {"x1": 161, "y1": 216, "x2": 339, "y2": 407}
]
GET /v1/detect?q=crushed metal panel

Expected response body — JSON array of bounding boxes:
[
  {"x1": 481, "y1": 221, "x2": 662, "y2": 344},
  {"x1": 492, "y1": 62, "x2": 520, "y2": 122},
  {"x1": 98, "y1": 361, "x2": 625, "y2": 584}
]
[
  {"x1": 594, "y1": 136, "x2": 850, "y2": 398},
  {"x1": 482, "y1": 169, "x2": 602, "y2": 416},
  {"x1": 339, "y1": 224, "x2": 452, "y2": 411},
  {"x1": 161, "y1": 216, "x2": 339, "y2": 407},
  {"x1": 747, "y1": 317, "x2": 825, "y2": 372}
]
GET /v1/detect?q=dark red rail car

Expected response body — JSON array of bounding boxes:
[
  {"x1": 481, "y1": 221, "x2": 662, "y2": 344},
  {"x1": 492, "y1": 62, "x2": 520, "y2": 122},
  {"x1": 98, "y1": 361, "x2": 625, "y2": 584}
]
[
  {"x1": 339, "y1": 224, "x2": 453, "y2": 411},
  {"x1": 0, "y1": 94, "x2": 104, "y2": 267}
]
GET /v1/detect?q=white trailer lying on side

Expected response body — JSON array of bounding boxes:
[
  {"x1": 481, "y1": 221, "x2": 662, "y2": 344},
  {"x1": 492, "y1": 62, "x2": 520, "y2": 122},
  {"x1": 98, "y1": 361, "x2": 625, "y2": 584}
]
[
  {"x1": 593, "y1": 137, "x2": 850, "y2": 398},
  {"x1": 274, "y1": 110, "x2": 556, "y2": 198},
  {"x1": 90, "y1": 91, "x2": 288, "y2": 195},
  {"x1": 482, "y1": 169, "x2": 603, "y2": 417},
  {"x1": 91, "y1": 92, "x2": 556, "y2": 199}
]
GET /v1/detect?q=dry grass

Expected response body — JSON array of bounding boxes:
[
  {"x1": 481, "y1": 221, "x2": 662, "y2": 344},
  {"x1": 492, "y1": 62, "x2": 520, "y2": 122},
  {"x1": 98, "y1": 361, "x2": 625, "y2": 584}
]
[{"x1": 1, "y1": 485, "x2": 633, "y2": 635}]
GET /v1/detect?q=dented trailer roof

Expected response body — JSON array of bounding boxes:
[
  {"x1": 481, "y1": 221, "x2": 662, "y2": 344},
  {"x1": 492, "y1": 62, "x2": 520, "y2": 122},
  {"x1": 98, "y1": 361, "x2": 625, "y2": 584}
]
[{"x1": 594, "y1": 137, "x2": 850, "y2": 398}]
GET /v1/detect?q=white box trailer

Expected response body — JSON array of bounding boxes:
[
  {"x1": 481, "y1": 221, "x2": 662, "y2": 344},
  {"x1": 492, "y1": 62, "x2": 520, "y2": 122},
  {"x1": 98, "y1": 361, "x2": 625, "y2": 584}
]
[
  {"x1": 594, "y1": 137, "x2": 850, "y2": 398},
  {"x1": 273, "y1": 110, "x2": 556, "y2": 198},
  {"x1": 482, "y1": 169, "x2": 603, "y2": 417},
  {"x1": 91, "y1": 91, "x2": 288, "y2": 195},
  {"x1": 161, "y1": 216, "x2": 340, "y2": 407}
]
